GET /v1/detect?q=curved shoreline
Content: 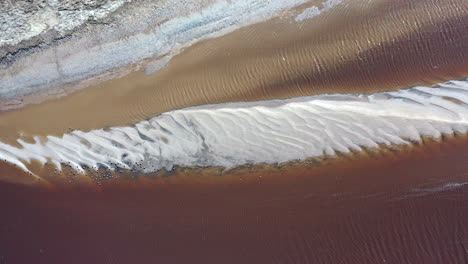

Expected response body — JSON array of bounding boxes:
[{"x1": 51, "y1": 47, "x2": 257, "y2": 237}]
[
  {"x1": 1, "y1": 80, "x2": 467, "y2": 185},
  {"x1": 0, "y1": 0, "x2": 312, "y2": 111}
]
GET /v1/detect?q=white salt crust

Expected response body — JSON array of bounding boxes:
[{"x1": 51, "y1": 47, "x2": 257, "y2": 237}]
[
  {"x1": 0, "y1": 0, "x2": 131, "y2": 47},
  {"x1": 1, "y1": 80, "x2": 468, "y2": 175},
  {"x1": 0, "y1": 0, "x2": 311, "y2": 102}
]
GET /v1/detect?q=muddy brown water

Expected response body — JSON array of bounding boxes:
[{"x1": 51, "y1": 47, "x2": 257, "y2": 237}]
[
  {"x1": 0, "y1": 0, "x2": 468, "y2": 262},
  {"x1": 0, "y1": 135, "x2": 467, "y2": 263}
]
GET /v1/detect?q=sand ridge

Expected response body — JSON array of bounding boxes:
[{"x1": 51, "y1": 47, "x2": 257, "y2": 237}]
[{"x1": 1, "y1": 80, "x2": 468, "y2": 185}]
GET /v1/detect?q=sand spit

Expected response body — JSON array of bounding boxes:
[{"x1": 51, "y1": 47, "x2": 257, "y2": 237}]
[{"x1": 1, "y1": 79, "x2": 468, "y2": 182}]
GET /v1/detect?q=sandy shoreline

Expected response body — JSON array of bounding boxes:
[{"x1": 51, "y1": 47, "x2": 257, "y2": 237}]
[
  {"x1": 1, "y1": 0, "x2": 467, "y2": 145},
  {"x1": 0, "y1": 0, "x2": 309, "y2": 110}
]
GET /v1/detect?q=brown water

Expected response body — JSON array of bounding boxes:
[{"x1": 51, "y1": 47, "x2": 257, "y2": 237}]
[
  {"x1": 0, "y1": 135, "x2": 467, "y2": 263},
  {"x1": 1, "y1": 0, "x2": 468, "y2": 263}
]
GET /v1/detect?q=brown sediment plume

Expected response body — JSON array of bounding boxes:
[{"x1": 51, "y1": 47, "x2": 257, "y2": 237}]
[
  {"x1": 0, "y1": 126, "x2": 467, "y2": 263},
  {"x1": 0, "y1": 0, "x2": 467, "y2": 144}
]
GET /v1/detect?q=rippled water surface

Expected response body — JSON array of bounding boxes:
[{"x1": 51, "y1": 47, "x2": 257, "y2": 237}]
[{"x1": 0, "y1": 0, "x2": 467, "y2": 263}]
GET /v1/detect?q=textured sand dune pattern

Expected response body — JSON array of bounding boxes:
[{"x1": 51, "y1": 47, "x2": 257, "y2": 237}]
[{"x1": 1, "y1": 80, "x2": 467, "y2": 176}]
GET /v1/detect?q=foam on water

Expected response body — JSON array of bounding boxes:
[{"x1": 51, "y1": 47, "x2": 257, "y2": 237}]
[
  {"x1": 295, "y1": 0, "x2": 344, "y2": 22},
  {"x1": 1, "y1": 80, "x2": 468, "y2": 175}
]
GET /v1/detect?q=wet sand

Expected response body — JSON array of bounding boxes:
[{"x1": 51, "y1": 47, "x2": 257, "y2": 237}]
[
  {"x1": 0, "y1": 134, "x2": 467, "y2": 263},
  {"x1": 0, "y1": 0, "x2": 467, "y2": 144}
]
